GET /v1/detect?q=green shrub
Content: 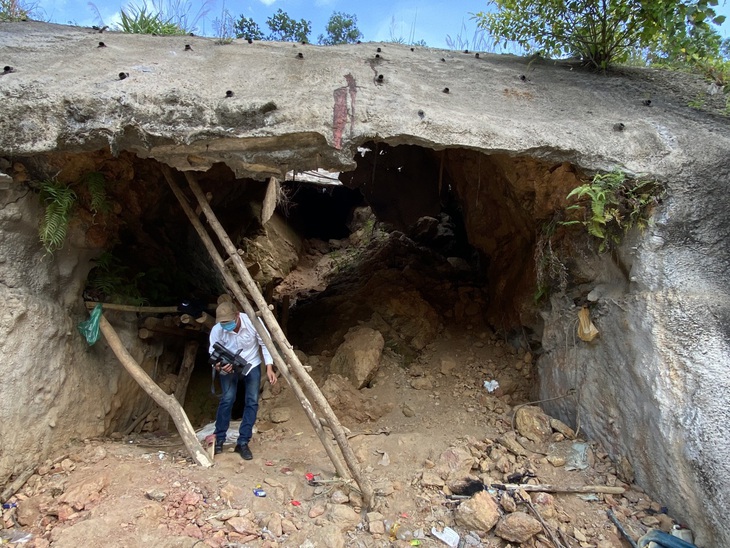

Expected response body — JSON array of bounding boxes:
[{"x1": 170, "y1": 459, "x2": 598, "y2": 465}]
[{"x1": 119, "y1": 4, "x2": 185, "y2": 35}]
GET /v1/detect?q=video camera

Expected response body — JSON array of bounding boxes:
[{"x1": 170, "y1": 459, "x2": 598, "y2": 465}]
[{"x1": 209, "y1": 342, "x2": 257, "y2": 377}]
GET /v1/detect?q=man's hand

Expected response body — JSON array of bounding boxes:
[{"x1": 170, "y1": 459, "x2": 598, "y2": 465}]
[
  {"x1": 215, "y1": 362, "x2": 233, "y2": 374},
  {"x1": 266, "y1": 364, "x2": 277, "y2": 385}
]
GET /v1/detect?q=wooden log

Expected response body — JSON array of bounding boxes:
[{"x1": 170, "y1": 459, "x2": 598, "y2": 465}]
[
  {"x1": 194, "y1": 312, "x2": 216, "y2": 330},
  {"x1": 86, "y1": 302, "x2": 217, "y2": 313},
  {"x1": 160, "y1": 340, "x2": 199, "y2": 431},
  {"x1": 182, "y1": 170, "x2": 373, "y2": 509},
  {"x1": 161, "y1": 165, "x2": 350, "y2": 484},
  {"x1": 99, "y1": 314, "x2": 213, "y2": 468},
  {"x1": 0, "y1": 465, "x2": 36, "y2": 503},
  {"x1": 175, "y1": 341, "x2": 199, "y2": 407},
  {"x1": 491, "y1": 483, "x2": 625, "y2": 495}
]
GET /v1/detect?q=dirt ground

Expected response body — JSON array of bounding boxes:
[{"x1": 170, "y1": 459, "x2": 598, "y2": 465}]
[{"x1": 1, "y1": 318, "x2": 687, "y2": 548}]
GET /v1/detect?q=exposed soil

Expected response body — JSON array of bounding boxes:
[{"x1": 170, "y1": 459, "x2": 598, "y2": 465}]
[{"x1": 2, "y1": 318, "x2": 685, "y2": 548}]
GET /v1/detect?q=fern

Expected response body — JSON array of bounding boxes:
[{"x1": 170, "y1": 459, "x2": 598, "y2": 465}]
[
  {"x1": 39, "y1": 181, "x2": 77, "y2": 253},
  {"x1": 85, "y1": 172, "x2": 111, "y2": 214},
  {"x1": 563, "y1": 170, "x2": 662, "y2": 252}
]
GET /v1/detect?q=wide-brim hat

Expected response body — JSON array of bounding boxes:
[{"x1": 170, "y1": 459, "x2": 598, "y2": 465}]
[{"x1": 215, "y1": 301, "x2": 238, "y2": 323}]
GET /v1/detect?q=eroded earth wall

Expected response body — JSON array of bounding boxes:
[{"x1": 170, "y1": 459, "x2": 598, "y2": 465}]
[{"x1": 1, "y1": 21, "x2": 729, "y2": 546}]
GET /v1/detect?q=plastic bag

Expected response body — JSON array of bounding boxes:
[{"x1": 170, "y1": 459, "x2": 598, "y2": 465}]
[
  {"x1": 577, "y1": 307, "x2": 599, "y2": 342},
  {"x1": 78, "y1": 303, "x2": 103, "y2": 345}
]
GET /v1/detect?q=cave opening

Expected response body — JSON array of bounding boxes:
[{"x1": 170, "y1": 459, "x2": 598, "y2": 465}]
[{"x1": 54, "y1": 142, "x2": 585, "y2": 433}]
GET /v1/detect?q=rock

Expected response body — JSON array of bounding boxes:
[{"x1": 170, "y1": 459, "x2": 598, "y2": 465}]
[
  {"x1": 440, "y1": 357, "x2": 457, "y2": 374},
  {"x1": 182, "y1": 492, "x2": 202, "y2": 506},
  {"x1": 573, "y1": 527, "x2": 588, "y2": 542},
  {"x1": 435, "y1": 446, "x2": 476, "y2": 481},
  {"x1": 402, "y1": 403, "x2": 416, "y2": 417},
  {"x1": 617, "y1": 456, "x2": 635, "y2": 484},
  {"x1": 183, "y1": 523, "x2": 203, "y2": 539},
  {"x1": 267, "y1": 512, "x2": 283, "y2": 537},
  {"x1": 227, "y1": 516, "x2": 258, "y2": 535},
  {"x1": 495, "y1": 512, "x2": 543, "y2": 543},
  {"x1": 500, "y1": 492, "x2": 517, "y2": 513},
  {"x1": 410, "y1": 377, "x2": 433, "y2": 390},
  {"x1": 515, "y1": 406, "x2": 552, "y2": 443},
  {"x1": 454, "y1": 490, "x2": 500, "y2": 531},
  {"x1": 533, "y1": 492, "x2": 556, "y2": 519},
  {"x1": 145, "y1": 489, "x2": 167, "y2": 502},
  {"x1": 547, "y1": 455, "x2": 566, "y2": 467},
  {"x1": 657, "y1": 514, "x2": 675, "y2": 532},
  {"x1": 367, "y1": 511, "x2": 385, "y2": 534},
  {"x1": 269, "y1": 407, "x2": 291, "y2": 423},
  {"x1": 219, "y1": 482, "x2": 244, "y2": 505},
  {"x1": 498, "y1": 432, "x2": 528, "y2": 456},
  {"x1": 58, "y1": 473, "x2": 109, "y2": 509},
  {"x1": 281, "y1": 517, "x2": 298, "y2": 534},
  {"x1": 211, "y1": 508, "x2": 239, "y2": 521},
  {"x1": 327, "y1": 504, "x2": 360, "y2": 530},
  {"x1": 329, "y1": 327, "x2": 384, "y2": 389},
  {"x1": 549, "y1": 418, "x2": 576, "y2": 439},
  {"x1": 421, "y1": 470, "x2": 445, "y2": 487},
  {"x1": 330, "y1": 490, "x2": 349, "y2": 504},
  {"x1": 308, "y1": 503, "x2": 326, "y2": 518},
  {"x1": 16, "y1": 494, "x2": 52, "y2": 526}
]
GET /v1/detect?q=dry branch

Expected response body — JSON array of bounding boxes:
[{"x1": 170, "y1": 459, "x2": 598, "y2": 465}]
[
  {"x1": 99, "y1": 315, "x2": 213, "y2": 467},
  {"x1": 492, "y1": 483, "x2": 625, "y2": 495}
]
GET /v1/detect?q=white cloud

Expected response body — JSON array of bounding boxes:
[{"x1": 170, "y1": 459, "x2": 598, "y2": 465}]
[{"x1": 259, "y1": 0, "x2": 276, "y2": 5}]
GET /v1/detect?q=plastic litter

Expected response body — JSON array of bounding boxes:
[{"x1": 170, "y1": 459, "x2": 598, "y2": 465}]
[
  {"x1": 566, "y1": 441, "x2": 590, "y2": 471},
  {"x1": 290, "y1": 500, "x2": 301, "y2": 506},
  {"x1": 671, "y1": 526, "x2": 695, "y2": 544},
  {"x1": 0, "y1": 530, "x2": 33, "y2": 544},
  {"x1": 483, "y1": 380, "x2": 499, "y2": 393},
  {"x1": 253, "y1": 488, "x2": 266, "y2": 497},
  {"x1": 431, "y1": 526, "x2": 460, "y2": 547},
  {"x1": 77, "y1": 303, "x2": 103, "y2": 345}
]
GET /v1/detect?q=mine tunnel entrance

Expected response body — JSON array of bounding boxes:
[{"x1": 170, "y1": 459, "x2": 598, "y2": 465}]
[{"x1": 65, "y1": 142, "x2": 586, "y2": 434}]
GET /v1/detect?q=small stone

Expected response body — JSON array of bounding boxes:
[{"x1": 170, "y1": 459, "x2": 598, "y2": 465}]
[
  {"x1": 145, "y1": 489, "x2": 167, "y2": 502},
  {"x1": 495, "y1": 512, "x2": 542, "y2": 542},
  {"x1": 500, "y1": 492, "x2": 517, "y2": 513},
  {"x1": 402, "y1": 403, "x2": 415, "y2": 417},
  {"x1": 421, "y1": 470, "x2": 445, "y2": 487},
  {"x1": 281, "y1": 518, "x2": 298, "y2": 534},
  {"x1": 269, "y1": 407, "x2": 292, "y2": 423},
  {"x1": 547, "y1": 455, "x2": 566, "y2": 467},
  {"x1": 641, "y1": 516, "x2": 660, "y2": 527},
  {"x1": 410, "y1": 377, "x2": 433, "y2": 390},
  {"x1": 308, "y1": 504, "x2": 326, "y2": 518},
  {"x1": 330, "y1": 490, "x2": 349, "y2": 504},
  {"x1": 267, "y1": 513, "x2": 283, "y2": 537},
  {"x1": 549, "y1": 418, "x2": 576, "y2": 439},
  {"x1": 574, "y1": 528, "x2": 588, "y2": 542}
]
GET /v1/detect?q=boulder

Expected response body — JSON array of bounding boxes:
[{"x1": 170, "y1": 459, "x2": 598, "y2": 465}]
[
  {"x1": 454, "y1": 490, "x2": 500, "y2": 532},
  {"x1": 329, "y1": 327, "x2": 384, "y2": 389},
  {"x1": 494, "y1": 512, "x2": 543, "y2": 543},
  {"x1": 515, "y1": 406, "x2": 552, "y2": 443}
]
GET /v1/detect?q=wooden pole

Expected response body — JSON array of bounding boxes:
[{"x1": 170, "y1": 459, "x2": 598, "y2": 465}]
[
  {"x1": 160, "y1": 166, "x2": 351, "y2": 483},
  {"x1": 160, "y1": 340, "x2": 199, "y2": 431},
  {"x1": 85, "y1": 302, "x2": 216, "y2": 313},
  {"x1": 491, "y1": 483, "x2": 625, "y2": 495},
  {"x1": 182, "y1": 170, "x2": 373, "y2": 509},
  {"x1": 99, "y1": 315, "x2": 213, "y2": 468}
]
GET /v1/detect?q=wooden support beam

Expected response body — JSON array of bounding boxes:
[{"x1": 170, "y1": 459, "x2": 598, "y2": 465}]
[
  {"x1": 160, "y1": 340, "x2": 199, "y2": 431},
  {"x1": 99, "y1": 314, "x2": 213, "y2": 468},
  {"x1": 180, "y1": 169, "x2": 373, "y2": 509},
  {"x1": 161, "y1": 165, "x2": 353, "y2": 490},
  {"x1": 85, "y1": 302, "x2": 216, "y2": 313}
]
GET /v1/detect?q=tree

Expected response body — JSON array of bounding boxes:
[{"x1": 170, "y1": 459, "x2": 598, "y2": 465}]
[
  {"x1": 234, "y1": 15, "x2": 264, "y2": 40},
  {"x1": 318, "y1": 11, "x2": 363, "y2": 45},
  {"x1": 266, "y1": 8, "x2": 311, "y2": 42},
  {"x1": 474, "y1": 0, "x2": 726, "y2": 70}
]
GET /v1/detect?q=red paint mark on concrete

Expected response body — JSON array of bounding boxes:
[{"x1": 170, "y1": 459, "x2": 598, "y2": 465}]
[{"x1": 332, "y1": 74, "x2": 356, "y2": 150}]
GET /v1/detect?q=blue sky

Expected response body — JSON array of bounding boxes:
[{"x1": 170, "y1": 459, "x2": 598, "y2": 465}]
[
  {"x1": 32, "y1": 0, "x2": 730, "y2": 50},
  {"x1": 34, "y1": 0, "x2": 504, "y2": 50}
]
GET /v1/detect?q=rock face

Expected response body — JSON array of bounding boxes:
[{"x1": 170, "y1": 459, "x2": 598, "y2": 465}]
[{"x1": 1, "y1": 21, "x2": 730, "y2": 547}]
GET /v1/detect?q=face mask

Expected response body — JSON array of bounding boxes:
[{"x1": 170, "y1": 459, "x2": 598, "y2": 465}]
[{"x1": 221, "y1": 320, "x2": 236, "y2": 332}]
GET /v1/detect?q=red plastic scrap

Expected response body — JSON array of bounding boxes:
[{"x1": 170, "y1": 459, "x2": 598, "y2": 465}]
[{"x1": 291, "y1": 500, "x2": 301, "y2": 506}]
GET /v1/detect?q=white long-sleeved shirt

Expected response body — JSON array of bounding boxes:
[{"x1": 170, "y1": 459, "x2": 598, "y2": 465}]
[{"x1": 208, "y1": 313, "x2": 273, "y2": 367}]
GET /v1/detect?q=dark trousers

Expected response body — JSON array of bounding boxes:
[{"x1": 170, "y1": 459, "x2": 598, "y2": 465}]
[{"x1": 215, "y1": 364, "x2": 261, "y2": 447}]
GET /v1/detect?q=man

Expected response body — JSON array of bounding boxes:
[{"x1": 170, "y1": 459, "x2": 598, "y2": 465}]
[{"x1": 210, "y1": 301, "x2": 277, "y2": 460}]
